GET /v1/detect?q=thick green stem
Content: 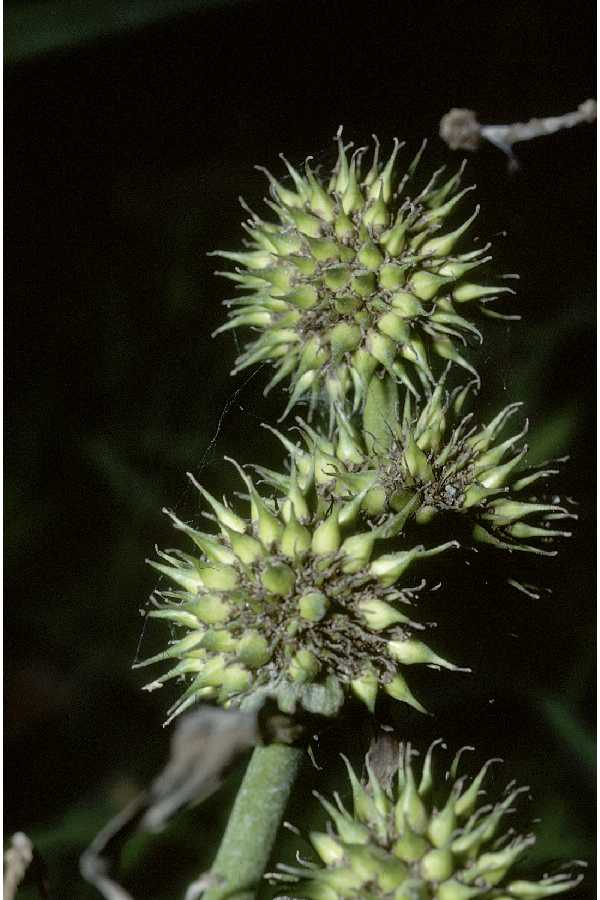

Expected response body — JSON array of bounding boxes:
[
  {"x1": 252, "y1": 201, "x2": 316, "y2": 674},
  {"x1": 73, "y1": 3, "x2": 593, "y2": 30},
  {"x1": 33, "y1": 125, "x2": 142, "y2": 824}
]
[{"x1": 203, "y1": 743, "x2": 305, "y2": 900}]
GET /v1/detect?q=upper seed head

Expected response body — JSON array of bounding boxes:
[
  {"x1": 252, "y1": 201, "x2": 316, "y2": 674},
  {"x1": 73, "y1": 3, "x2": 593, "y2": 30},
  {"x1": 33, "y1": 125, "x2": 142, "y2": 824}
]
[{"x1": 213, "y1": 131, "x2": 515, "y2": 420}]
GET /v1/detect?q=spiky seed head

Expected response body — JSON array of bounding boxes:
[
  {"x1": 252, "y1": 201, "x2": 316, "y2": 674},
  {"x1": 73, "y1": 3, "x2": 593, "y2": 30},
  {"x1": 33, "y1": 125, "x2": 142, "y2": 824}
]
[
  {"x1": 213, "y1": 130, "x2": 514, "y2": 421},
  {"x1": 270, "y1": 742, "x2": 584, "y2": 900},
  {"x1": 259, "y1": 371, "x2": 572, "y2": 558},
  {"x1": 137, "y1": 459, "x2": 465, "y2": 724}
]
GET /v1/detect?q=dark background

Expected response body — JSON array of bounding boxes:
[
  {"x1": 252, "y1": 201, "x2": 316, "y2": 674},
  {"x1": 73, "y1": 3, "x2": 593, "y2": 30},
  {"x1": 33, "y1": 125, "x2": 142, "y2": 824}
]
[{"x1": 5, "y1": 1, "x2": 595, "y2": 897}]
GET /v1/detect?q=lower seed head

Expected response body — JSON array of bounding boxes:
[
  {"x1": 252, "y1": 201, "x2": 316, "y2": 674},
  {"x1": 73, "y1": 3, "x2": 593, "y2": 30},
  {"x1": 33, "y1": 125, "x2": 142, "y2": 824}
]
[
  {"x1": 272, "y1": 743, "x2": 583, "y2": 900},
  {"x1": 139, "y1": 459, "x2": 461, "y2": 721}
]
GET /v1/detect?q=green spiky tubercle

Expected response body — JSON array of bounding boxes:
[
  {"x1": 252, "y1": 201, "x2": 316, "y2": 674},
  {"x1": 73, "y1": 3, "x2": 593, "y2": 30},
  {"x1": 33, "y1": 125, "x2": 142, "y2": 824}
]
[
  {"x1": 271, "y1": 742, "x2": 584, "y2": 900},
  {"x1": 212, "y1": 130, "x2": 516, "y2": 422}
]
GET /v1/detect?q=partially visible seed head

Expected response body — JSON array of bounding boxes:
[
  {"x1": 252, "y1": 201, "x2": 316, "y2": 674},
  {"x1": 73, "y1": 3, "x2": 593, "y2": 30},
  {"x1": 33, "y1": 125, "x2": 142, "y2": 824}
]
[
  {"x1": 270, "y1": 741, "x2": 584, "y2": 900},
  {"x1": 259, "y1": 370, "x2": 572, "y2": 558}
]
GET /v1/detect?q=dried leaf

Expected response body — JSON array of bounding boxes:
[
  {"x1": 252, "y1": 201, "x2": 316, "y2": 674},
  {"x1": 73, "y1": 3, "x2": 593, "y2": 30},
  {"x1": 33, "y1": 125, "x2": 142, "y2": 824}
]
[{"x1": 80, "y1": 705, "x2": 262, "y2": 899}]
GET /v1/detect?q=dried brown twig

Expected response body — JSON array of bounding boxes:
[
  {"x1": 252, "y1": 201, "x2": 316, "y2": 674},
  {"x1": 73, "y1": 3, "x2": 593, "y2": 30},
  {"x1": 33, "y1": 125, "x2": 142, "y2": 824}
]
[
  {"x1": 4, "y1": 832, "x2": 48, "y2": 900},
  {"x1": 80, "y1": 702, "x2": 302, "y2": 900},
  {"x1": 4, "y1": 833, "x2": 33, "y2": 900},
  {"x1": 80, "y1": 706, "x2": 260, "y2": 900},
  {"x1": 440, "y1": 100, "x2": 596, "y2": 169}
]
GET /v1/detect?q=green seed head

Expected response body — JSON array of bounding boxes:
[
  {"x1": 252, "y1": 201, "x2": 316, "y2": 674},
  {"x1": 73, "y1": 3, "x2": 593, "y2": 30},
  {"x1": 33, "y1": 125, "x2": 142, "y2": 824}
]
[
  {"x1": 271, "y1": 742, "x2": 584, "y2": 899},
  {"x1": 258, "y1": 372, "x2": 572, "y2": 559},
  {"x1": 137, "y1": 457, "x2": 463, "y2": 723},
  {"x1": 213, "y1": 130, "x2": 514, "y2": 420}
]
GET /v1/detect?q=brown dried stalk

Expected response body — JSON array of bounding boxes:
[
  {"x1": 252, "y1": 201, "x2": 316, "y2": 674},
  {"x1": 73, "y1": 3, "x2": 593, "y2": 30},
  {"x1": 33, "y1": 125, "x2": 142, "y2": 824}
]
[{"x1": 440, "y1": 100, "x2": 596, "y2": 169}]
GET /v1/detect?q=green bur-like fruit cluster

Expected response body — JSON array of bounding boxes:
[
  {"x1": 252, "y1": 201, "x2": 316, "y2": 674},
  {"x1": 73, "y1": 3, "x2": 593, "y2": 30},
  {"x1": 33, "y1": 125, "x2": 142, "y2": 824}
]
[
  {"x1": 137, "y1": 373, "x2": 570, "y2": 724},
  {"x1": 139, "y1": 136, "x2": 573, "y2": 726},
  {"x1": 135, "y1": 130, "x2": 581, "y2": 900},
  {"x1": 259, "y1": 372, "x2": 572, "y2": 557},
  {"x1": 212, "y1": 131, "x2": 513, "y2": 420},
  {"x1": 136, "y1": 460, "x2": 466, "y2": 725},
  {"x1": 272, "y1": 743, "x2": 583, "y2": 900}
]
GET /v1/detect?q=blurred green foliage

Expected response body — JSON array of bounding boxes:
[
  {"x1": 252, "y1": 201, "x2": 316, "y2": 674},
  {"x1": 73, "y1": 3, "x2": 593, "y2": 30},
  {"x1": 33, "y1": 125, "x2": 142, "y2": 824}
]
[{"x1": 4, "y1": 0, "x2": 248, "y2": 64}]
